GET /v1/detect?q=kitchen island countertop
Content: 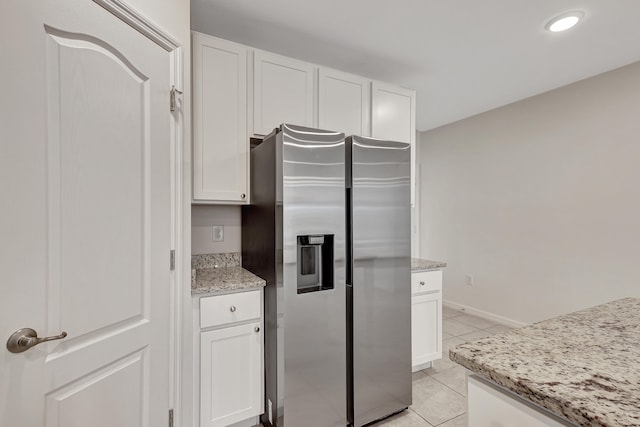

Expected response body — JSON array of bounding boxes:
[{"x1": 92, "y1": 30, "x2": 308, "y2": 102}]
[{"x1": 450, "y1": 297, "x2": 640, "y2": 427}]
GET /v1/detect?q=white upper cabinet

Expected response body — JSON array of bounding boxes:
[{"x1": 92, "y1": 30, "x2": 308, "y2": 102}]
[
  {"x1": 253, "y1": 50, "x2": 315, "y2": 135},
  {"x1": 191, "y1": 32, "x2": 417, "y2": 204},
  {"x1": 192, "y1": 32, "x2": 249, "y2": 204},
  {"x1": 371, "y1": 82, "x2": 415, "y2": 143},
  {"x1": 371, "y1": 82, "x2": 416, "y2": 205},
  {"x1": 318, "y1": 68, "x2": 370, "y2": 136}
]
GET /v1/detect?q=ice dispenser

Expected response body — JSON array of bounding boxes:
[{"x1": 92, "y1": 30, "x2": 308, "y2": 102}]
[{"x1": 296, "y1": 234, "x2": 334, "y2": 294}]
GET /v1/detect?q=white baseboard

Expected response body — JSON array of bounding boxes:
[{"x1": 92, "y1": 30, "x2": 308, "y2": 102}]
[
  {"x1": 412, "y1": 360, "x2": 432, "y2": 373},
  {"x1": 443, "y1": 299, "x2": 528, "y2": 328}
]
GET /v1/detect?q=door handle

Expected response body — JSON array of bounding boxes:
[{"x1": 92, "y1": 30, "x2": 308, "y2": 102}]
[{"x1": 6, "y1": 328, "x2": 68, "y2": 353}]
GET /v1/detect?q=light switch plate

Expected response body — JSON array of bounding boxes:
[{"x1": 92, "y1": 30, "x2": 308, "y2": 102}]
[{"x1": 212, "y1": 225, "x2": 224, "y2": 242}]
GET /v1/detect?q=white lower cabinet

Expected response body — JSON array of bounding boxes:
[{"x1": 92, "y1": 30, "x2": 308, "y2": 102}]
[
  {"x1": 198, "y1": 290, "x2": 264, "y2": 427},
  {"x1": 411, "y1": 270, "x2": 443, "y2": 372},
  {"x1": 201, "y1": 322, "x2": 262, "y2": 427},
  {"x1": 468, "y1": 375, "x2": 568, "y2": 427},
  {"x1": 412, "y1": 292, "x2": 441, "y2": 368}
]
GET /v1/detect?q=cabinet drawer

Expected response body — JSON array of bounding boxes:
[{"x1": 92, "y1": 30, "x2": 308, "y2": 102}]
[
  {"x1": 200, "y1": 290, "x2": 261, "y2": 328},
  {"x1": 411, "y1": 270, "x2": 442, "y2": 295}
]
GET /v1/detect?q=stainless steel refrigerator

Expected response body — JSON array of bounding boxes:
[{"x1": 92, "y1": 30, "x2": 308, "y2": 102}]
[{"x1": 242, "y1": 124, "x2": 411, "y2": 427}]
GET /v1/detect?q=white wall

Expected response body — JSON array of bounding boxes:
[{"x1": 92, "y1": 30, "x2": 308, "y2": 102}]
[
  {"x1": 419, "y1": 61, "x2": 640, "y2": 325},
  {"x1": 192, "y1": 206, "x2": 242, "y2": 254}
]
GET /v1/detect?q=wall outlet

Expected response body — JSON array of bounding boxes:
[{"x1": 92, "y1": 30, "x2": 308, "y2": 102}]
[
  {"x1": 466, "y1": 274, "x2": 474, "y2": 286},
  {"x1": 212, "y1": 225, "x2": 224, "y2": 242}
]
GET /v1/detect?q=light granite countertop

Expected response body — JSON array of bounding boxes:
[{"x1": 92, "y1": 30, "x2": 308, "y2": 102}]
[
  {"x1": 191, "y1": 252, "x2": 265, "y2": 295},
  {"x1": 450, "y1": 297, "x2": 640, "y2": 427},
  {"x1": 192, "y1": 266, "x2": 265, "y2": 295},
  {"x1": 411, "y1": 257, "x2": 447, "y2": 271}
]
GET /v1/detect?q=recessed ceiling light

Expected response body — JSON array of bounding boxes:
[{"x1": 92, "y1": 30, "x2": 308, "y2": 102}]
[{"x1": 545, "y1": 11, "x2": 584, "y2": 32}]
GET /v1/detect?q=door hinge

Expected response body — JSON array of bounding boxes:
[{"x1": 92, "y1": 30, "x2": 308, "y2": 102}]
[
  {"x1": 170, "y1": 250, "x2": 175, "y2": 271},
  {"x1": 170, "y1": 85, "x2": 183, "y2": 112},
  {"x1": 168, "y1": 409, "x2": 174, "y2": 427}
]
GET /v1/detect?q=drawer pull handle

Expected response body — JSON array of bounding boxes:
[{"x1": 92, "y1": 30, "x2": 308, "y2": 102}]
[
  {"x1": 254, "y1": 326, "x2": 260, "y2": 333},
  {"x1": 420, "y1": 281, "x2": 425, "y2": 286},
  {"x1": 229, "y1": 306, "x2": 237, "y2": 312}
]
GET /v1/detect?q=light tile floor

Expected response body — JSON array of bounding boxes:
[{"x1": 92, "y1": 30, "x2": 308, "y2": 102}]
[
  {"x1": 374, "y1": 306, "x2": 514, "y2": 427},
  {"x1": 253, "y1": 307, "x2": 513, "y2": 427}
]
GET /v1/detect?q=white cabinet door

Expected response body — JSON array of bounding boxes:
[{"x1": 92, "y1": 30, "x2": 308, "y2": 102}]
[
  {"x1": 412, "y1": 291, "x2": 442, "y2": 368},
  {"x1": 468, "y1": 376, "x2": 567, "y2": 427},
  {"x1": 318, "y1": 68, "x2": 370, "y2": 136},
  {"x1": 200, "y1": 322, "x2": 262, "y2": 427},
  {"x1": 1, "y1": 2, "x2": 174, "y2": 426},
  {"x1": 371, "y1": 82, "x2": 416, "y2": 206},
  {"x1": 253, "y1": 50, "x2": 315, "y2": 135},
  {"x1": 192, "y1": 32, "x2": 248, "y2": 203},
  {"x1": 371, "y1": 82, "x2": 416, "y2": 143}
]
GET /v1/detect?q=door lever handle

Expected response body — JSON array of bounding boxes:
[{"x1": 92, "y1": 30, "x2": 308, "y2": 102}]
[{"x1": 6, "y1": 328, "x2": 68, "y2": 353}]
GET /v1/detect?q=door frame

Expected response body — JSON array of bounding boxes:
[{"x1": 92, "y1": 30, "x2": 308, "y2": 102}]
[{"x1": 92, "y1": 0, "x2": 186, "y2": 424}]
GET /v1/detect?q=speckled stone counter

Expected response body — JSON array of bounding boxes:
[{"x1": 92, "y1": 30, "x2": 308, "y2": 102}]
[
  {"x1": 450, "y1": 298, "x2": 640, "y2": 427},
  {"x1": 411, "y1": 257, "x2": 447, "y2": 271},
  {"x1": 192, "y1": 267, "x2": 265, "y2": 295},
  {"x1": 191, "y1": 252, "x2": 265, "y2": 295},
  {"x1": 192, "y1": 252, "x2": 241, "y2": 269}
]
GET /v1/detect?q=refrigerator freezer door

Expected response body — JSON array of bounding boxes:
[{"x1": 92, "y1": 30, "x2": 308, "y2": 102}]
[
  {"x1": 282, "y1": 124, "x2": 347, "y2": 427},
  {"x1": 349, "y1": 135, "x2": 412, "y2": 426}
]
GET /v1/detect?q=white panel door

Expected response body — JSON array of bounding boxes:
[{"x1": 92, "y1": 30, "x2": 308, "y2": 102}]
[
  {"x1": 371, "y1": 82, "x2": 416, "y2": 206},
  {"x1": 253, "y1": 50, "x2": 315, "y2": 135},
  {"x1": 411, "y1": 291, "x2": 442, "y2": 367},
  {"x1": 200, "y1": 322, "x2": 262, "y2": 427},
  {"x1": 318, "y1": 68, "x2": 370, "y2": 136},
  {"x1": 1, "y1": 1, "x2": 173, "y2": 426},
  {"x1": 192, "y1": 32, "x2": 248, "y2": 203}
]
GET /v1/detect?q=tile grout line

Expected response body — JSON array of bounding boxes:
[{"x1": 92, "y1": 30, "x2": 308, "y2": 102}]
[
  {"x1": 428, "y1": 373, "x2": 467, "y2": 399},
  {"x1": 407, "y1": 407, "x2": 437, "y2": 427},
  {"x1": 435, "y1": 413, "x2": 467, "y2": 426}
]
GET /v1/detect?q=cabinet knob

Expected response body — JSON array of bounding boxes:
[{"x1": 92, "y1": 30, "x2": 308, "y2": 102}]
[
  {"x1": 254, "y1": 326, "x2": 260, "y2": 333},
  {"x1": 229, "y1": 306, "x2": 237, "y2": 312},
  {"x1": 420, "y1": 281, "x2": 425, "y2": 286},
  {"x1": 241, "y1": 193, "x2": 246, "y2": 199}
]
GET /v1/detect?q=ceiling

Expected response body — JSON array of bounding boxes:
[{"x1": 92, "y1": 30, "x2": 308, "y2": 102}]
[{"x1": 191, "y1": 0, "x2": 640, "y2": 131}]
